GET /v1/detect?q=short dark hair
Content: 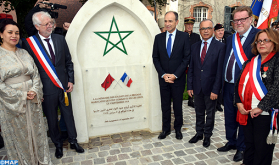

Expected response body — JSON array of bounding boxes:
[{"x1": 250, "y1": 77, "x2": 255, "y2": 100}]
[
  {"x1": 0, "y1": 19, "x2": 20, "y2": 34},
  {"x1": 232, "y1": 6, "x2": 252, "y2": 18},
  {"x1": 165, "y1": 11, "x2": 178, "y2": 21},
  {"x1": 251, "y1": 28, "x2": 279, "y2": 55}
]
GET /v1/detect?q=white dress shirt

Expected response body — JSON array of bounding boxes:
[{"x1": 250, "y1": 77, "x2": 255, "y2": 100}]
[
  {"x1": 200, "y1": 37, "x2": 213, "y2": 57},
  {"x1": 38, "y1": 33, "x2": 56, "y2": 58},
  {"x1": 166, "y1": 29, "x2": 177, "y2": 52}
]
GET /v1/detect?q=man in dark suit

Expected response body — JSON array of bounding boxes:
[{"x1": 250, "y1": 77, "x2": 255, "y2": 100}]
[
  {"x1": 184, "y1": 17, "x2": 201, "y2": 108},
  {"x1": 153, "y1": 11, "x2": 190, "y2": 140},
  {"x1": 214, "y1": 23, "x2": 226, "y2": 44},
  {"x1": 22, "y1": 11, "x2": 84, "y2": 159},
  {"x1": 187, "y1": 19, "x2": 225, "y2": 147},
  {"x1": 217, "y1": 6, "x2": 260, "y2": 162},
  {"x1": 184, "y1": 17, "x2": 201, "y2": 45},
  {"x1": 213, "y1": 23, "x2": 226, "y2": 113}
]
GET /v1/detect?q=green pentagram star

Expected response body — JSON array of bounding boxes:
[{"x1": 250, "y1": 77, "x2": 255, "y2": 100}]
[{"x1": 94, "y1": 16, "x2": 134, "y2": 56}]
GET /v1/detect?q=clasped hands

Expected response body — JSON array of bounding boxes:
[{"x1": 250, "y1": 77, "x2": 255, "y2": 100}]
[
  {"x1": 237, "y1": 103, "x2": 263, "y2": 118},
  {"x1": 163, "y1": 74, "x2": 176, "y2": 83},
  {"x1": 27, "y1": 91, "x2": 36, "y2": 100}
]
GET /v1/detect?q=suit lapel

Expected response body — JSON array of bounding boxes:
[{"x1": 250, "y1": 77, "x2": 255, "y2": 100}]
[
  {"x1": 170, "y1": 30, "x2": 181, "y2": 58},
  {"x1": 161, "y1": 32, "x2": 169, "y2": 58},
  {"x1": 243, "y1": 26, "x2": 256, "y2": 51},
  {"x1": 52, "y1": 34, "x2": 58, "y2": 66},
  {"x1": 202, "y1": 38, "x2": 216, "y2": 65},
  {"x1": 195, "y1": 41, "x2": 202, "y2": 67}
]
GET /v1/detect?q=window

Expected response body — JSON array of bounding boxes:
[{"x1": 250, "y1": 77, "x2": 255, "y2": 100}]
[
  {"x1": 224, "y1": 6, "x2": 238, "y2": 31},
  {"x1": 193, "y1": 7, "x2": 208, "y2": 22}
]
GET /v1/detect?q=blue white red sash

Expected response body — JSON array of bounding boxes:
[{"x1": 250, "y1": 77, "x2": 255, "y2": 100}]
[
  {"x1": 239, "y1": 52, "x2": 277, "y2": 143},
  {"x1": 249, "y1": 52, "x2": 275, "y2": 100},
  {"x1": 25, "y1": 35, "x2": 69, "y2": 106},
  {"x1": 232, "y1": 32, "x2": 248, "y2": 69},
  {"x1": 249, "y1": 55, "x2": 267, "y2": 101}
]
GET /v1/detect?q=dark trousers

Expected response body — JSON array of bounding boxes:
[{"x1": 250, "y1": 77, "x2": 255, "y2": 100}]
[
  {"x1": 243, "y1": 115, "x2": 275, "y2": 165},
  {"x1": 42, "y1": 89, "x2": 77, "y2": 147},
  {"x1": 194, "y1": 91, "x2": 216, "y2": 138},
  {"x1": 216, "y1": 99, "x2": 222, "y2": 107},
  {"x1": 159, "y1": 83, "x2": 184, "y2": 132},
  {"x1": 224, "y1": 82, "x2": 245, "y2": 151},
  {"x1": 59, "y1": 114, "x2": 67, "y2": 132}
]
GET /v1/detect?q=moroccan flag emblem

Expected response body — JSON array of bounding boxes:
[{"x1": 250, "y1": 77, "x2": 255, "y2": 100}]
[{"x1": 101, "y1": 74, "x2": 115, "y2": 91}]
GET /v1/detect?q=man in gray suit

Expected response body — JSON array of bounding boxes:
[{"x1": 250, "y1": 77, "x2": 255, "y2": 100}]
[{"x1": 22, "y1": 11, "x2": 84, "y2": 159}]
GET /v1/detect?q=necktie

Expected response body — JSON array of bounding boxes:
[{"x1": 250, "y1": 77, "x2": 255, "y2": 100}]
[
  {"x1": 226, "y1": 35, "x2": 243, "y2": 82},
  {"x1": 167, "y1": 34, "x2": 172, "y2": 58},
  {"x1": 201, "y1": 42, "x2": 207, "y2": 64},
  {"x1": 44, "y1": 38, "x2": 55, "y2": 64}
]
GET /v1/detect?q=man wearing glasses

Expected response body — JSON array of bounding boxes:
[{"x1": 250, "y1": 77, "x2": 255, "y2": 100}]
[
  {"x1": 187, "y1": 19, "x2": 225, "y2": 148},
  {"x1": 217, "y1": 6, "x2": 260, "y2": 162},
  {"x1": 22, "y1": 11, "x2": 84, "y2": 159}
]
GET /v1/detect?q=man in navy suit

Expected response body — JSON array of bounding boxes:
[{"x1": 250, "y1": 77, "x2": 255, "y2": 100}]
[
  {"x1": 187, "y1": 19, "x2": 225, "y2": 147},
  {"x1": 217, "y1": 6, "x2": 260, "y2": 162},
  {"x1": 152, "y1": 11, "x2": 190, "y2": 140}
]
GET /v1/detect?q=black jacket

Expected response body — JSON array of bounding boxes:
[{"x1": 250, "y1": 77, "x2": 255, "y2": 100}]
[
  {"x1": 152, "y1": 30, "x2": 191, "y2": 86},
  {"x1": 187, "y1": 38, "x2": 225, "y2": 96}
]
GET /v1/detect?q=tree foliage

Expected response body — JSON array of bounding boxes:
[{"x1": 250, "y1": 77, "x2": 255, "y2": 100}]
[
  {"x1": 0, "y1": 0, "x2": 38, "y2": 37},
  {"x1": 146, "y1": 0, "x2": 167, "y2": 10},
  {"x1": 80, "y1": 0, "x2": 168, "y2": 10}
]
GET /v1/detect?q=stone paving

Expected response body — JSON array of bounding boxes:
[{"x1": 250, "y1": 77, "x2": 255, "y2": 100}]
[{"x1": 1, "y1": 100, "x2": 279, "y2": 165}]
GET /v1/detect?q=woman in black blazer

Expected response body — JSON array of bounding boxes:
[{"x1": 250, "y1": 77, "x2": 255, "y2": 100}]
[{"x1": 235, "y1": 28, "x2": 279, "y2": 165}]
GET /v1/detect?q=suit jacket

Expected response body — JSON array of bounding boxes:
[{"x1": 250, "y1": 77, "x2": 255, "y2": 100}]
[
  {"x1": 185, "y1": 31, "x2": 201, "y2": 46},
  {"x1": 22, "y1": 33, "x2": 74, "y2": 95},
  {"x1": 222, "y1": 26, "x2": 260, "y2": 84},
  {"x1": 187, "y1": 38, "x2": 225, "y2": 96},
  {"x1": 152, "y1": 30, "x2": 191, "y2": 86}
]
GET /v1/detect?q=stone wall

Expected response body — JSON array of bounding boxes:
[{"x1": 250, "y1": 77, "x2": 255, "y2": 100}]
[{"x1": 176, "y1": 0, "x2": 251, "y2": 32}]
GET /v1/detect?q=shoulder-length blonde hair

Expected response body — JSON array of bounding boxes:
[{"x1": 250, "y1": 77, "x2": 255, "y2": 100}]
[{"x1": 251, "y1": 28, "x2": 279, "y2": 55}]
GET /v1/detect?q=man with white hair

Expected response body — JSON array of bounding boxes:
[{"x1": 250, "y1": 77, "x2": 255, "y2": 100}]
[{"x1": 22, "y1": 11, "x2": 84, "y2": 159}]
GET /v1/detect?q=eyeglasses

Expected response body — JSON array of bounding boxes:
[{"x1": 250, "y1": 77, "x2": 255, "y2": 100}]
[
  {"x1": 233, "y1": 17, "x2": 250, "y2": 24},
  {"x1": 255, "y1": 39, "x2": 272, "y2": 44},
  {"x1": 39, "y1": 22, "x2": 54, "y2": 27},
  {"x1": 200, "y1": 27, "x2": 213, "y2": 31}
]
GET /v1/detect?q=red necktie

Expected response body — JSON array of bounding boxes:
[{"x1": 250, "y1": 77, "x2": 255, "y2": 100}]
[{"x1": 201, "y1": 42, "x2": 207, "y2": 64}]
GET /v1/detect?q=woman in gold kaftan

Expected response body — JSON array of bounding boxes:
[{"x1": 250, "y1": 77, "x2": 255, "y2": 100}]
[{"x1": 0, "y1": 20, "x2": 52, "y2": 164}]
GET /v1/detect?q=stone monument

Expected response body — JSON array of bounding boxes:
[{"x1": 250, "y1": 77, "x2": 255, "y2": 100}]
[{"x1": 66, "y1": 0, "x2": 162, "y2": 143}]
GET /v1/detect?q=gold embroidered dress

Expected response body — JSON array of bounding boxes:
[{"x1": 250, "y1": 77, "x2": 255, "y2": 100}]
[{"x1": 0, "y1": 46, "x2": 51, "y2": 165}]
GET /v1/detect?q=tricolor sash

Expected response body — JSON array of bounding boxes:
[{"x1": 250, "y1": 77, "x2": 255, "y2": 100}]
[
  {"x1": 238, "y1": 52, "x2": 277, "y2": 144},
  {"x1": 249, "y1": 55, "x2": 268, "y2": 101},
  {"x1": 232, "y1": 32, "x2": 248, "y2": 69},
  {"x1": 249, "y1": 52, "x2": 275, "y2": 100},
  {"x1": 25, "y1": 35, "x2": 69, "y2": 106}
]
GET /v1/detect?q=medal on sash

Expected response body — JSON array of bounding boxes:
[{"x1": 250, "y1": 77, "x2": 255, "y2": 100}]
[
  {"x1": 25, "y1": 35, "x2": 69, "y2": 106},
  {"x1": 232, "y1": 32, "x2": 248, "y2": 69}
]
